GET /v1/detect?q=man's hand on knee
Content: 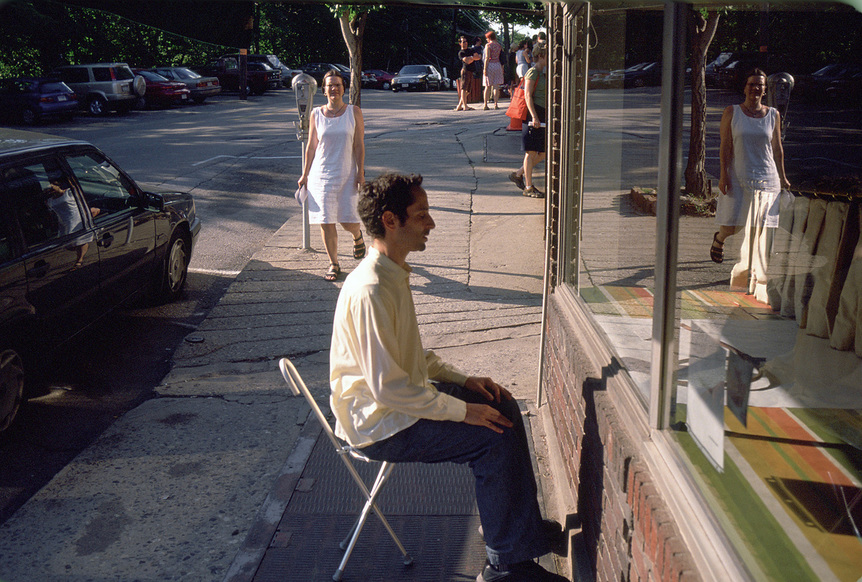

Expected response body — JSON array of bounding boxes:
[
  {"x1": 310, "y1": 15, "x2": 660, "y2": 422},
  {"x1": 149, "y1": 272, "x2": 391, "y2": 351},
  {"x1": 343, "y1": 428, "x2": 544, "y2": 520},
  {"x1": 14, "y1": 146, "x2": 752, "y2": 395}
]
[
  {"x1": 464, "y1": 403, "x2": 514, "y2": 433},
  {"x1": 464, "y1": 376, "x2": 512, "y2": 403}
]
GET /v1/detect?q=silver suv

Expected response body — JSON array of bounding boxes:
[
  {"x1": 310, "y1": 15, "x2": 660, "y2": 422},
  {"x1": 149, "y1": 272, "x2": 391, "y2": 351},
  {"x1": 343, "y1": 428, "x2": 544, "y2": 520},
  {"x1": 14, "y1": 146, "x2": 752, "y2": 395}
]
[{"x1": 52, "y1": 63, "x2": 145, "y2": 116}]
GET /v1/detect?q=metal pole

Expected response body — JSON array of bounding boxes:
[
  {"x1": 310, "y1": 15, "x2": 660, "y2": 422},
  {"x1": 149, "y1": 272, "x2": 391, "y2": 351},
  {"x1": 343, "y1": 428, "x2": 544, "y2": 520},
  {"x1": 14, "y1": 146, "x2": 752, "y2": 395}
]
[{"x1": 300, "y1": 135, "x2": 311, "y2": 250}]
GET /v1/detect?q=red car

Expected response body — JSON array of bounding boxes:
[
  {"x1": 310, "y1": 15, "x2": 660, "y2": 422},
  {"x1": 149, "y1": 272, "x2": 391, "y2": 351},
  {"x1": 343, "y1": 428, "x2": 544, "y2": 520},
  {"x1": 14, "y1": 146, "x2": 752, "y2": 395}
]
[
  {"x1": 362, "y1": 69, "x2": 395, "y2": 90},
  {"x1": 133, "y1": 69, "x2": 191, "y2": 108}
]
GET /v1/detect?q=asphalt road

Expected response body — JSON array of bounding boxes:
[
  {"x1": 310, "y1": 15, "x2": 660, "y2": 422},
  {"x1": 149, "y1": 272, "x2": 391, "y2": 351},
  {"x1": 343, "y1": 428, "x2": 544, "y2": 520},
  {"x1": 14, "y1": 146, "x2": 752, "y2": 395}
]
[{"x1": 0, "y1": 88, "x2": 311, "y2": 525}]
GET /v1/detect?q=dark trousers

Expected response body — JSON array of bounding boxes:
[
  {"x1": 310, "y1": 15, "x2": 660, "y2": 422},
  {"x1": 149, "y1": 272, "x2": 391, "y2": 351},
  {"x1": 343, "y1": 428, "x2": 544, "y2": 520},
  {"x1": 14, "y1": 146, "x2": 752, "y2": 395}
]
[{"x1": 361, "y1": 384, "x2": 550, "y2": 566}]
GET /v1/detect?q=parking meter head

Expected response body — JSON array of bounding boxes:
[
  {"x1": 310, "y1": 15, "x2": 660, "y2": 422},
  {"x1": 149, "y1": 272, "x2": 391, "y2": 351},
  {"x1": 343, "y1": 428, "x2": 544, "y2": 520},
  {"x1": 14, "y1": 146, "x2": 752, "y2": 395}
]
[
  {"x1": 293, "y1": 73, "x2": 318, "y2": 121},
  {"x1": 767, "y1": 72, "x2": 794, "y2": 106}
]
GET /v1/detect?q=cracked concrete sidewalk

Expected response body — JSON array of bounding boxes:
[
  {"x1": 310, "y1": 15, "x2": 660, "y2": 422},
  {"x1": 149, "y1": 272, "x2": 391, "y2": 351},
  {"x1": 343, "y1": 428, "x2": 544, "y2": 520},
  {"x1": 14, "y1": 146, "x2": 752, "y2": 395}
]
[{"x1": 0, "y1": 94, "x2": 549, "y2": 582}]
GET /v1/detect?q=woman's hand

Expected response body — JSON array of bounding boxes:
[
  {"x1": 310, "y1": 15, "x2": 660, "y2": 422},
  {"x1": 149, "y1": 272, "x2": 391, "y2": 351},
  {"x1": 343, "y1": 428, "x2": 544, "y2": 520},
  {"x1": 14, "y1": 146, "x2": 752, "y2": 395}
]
[
  {"x1": 718, "y1": 175, "x2": 729, "y2": 195},
  {"x1": 297, "y1": 175, "x2": 308, "y2": 188}
]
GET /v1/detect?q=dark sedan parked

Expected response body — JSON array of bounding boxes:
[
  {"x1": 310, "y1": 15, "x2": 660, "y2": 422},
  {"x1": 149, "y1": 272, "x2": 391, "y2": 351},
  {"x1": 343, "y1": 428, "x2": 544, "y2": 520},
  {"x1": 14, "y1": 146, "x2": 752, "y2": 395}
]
[
  {"x1": 391, "y1": 65, "x2": 443, "y2": 92},
  {"x1": 0, "y1": 128, "x2": 201, "y2": 435},
  {"x1": 151, "y1": 67, "x2": 221, "y2": 103},
  {"x1": 133, "y1": 70, "x2": 191, "y2": 108},
  {"x1": 0, "y1": 78, "x2": 78, "y2": 126}
]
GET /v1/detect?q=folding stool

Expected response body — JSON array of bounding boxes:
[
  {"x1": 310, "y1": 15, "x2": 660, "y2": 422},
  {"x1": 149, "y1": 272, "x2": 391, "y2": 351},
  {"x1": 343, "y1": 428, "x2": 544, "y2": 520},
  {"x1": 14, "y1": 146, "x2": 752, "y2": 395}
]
[{"x1": 278, "y1": 357, "x2": 413, "y2": 581}]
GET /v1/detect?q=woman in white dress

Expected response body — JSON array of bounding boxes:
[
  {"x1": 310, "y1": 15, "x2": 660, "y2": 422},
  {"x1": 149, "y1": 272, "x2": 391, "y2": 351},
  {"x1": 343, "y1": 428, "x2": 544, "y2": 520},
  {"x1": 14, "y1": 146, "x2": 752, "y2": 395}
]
[
  {"x1": 298, "y1": 69, "x2": 366, "y2": 281},
  {"x1": 712, "y1": 68, "x2": 791, "y2": 295}
]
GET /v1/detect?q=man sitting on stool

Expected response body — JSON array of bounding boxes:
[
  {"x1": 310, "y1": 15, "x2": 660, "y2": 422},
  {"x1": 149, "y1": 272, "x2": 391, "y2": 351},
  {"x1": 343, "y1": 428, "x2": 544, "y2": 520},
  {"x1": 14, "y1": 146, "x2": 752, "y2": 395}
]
[{"x1": 329, "y1": 172, "x2": 567, "y2": 582}]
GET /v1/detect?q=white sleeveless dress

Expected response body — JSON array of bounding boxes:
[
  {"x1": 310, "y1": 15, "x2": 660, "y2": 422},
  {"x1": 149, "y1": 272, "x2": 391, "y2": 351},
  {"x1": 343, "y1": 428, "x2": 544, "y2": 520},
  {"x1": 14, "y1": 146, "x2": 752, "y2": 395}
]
[
  {"x1": 716, "y1": 105, "x2": 781, "y2": 227},
  {"x1": 307, "y1": 105, "x2": 360, "y2": 224}
]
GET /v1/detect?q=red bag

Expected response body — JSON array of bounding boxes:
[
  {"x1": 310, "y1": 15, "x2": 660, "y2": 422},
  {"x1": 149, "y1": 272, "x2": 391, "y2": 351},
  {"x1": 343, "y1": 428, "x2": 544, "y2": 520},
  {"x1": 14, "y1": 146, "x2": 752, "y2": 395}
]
[{"x1": 506, "y1": 79, "x2": 528, "y2": 121}]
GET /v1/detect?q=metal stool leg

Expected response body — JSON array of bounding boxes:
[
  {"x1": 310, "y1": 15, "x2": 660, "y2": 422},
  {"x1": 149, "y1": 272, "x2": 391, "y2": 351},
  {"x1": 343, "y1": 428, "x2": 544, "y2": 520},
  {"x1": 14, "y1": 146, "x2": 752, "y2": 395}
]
[{"x1": 333, "y1": 462, "x2": 412, "y2": 581}]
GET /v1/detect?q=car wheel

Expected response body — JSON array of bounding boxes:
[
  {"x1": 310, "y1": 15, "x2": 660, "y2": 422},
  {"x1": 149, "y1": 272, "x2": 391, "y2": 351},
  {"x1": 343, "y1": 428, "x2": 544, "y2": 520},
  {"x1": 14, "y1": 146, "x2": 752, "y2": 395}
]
[
  {"x1": 88, "y1": 96, "x2": 108, "y2": 116},
  {"x1": 0, "y1": 348, "x2": 25, "y2": 437},
  {"x1": 21, "y1": 107, "x2": 38, "y2": 126},
  {"x1": 383, "y1": 82, "x2": 390, "y2": 90},
  {"x1": 193, "y1": 96, "x2": 206, "y2": 104},
  {"x1": 157, "y1": 232, "x2": 190, "y2": 302}
]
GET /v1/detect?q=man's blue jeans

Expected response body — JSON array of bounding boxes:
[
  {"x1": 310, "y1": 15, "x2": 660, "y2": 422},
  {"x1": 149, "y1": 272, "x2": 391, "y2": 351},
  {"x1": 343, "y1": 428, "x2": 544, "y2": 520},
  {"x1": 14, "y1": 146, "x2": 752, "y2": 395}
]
[{"x1": 360, "y1": 384, "x2": 550, "y2": 567}]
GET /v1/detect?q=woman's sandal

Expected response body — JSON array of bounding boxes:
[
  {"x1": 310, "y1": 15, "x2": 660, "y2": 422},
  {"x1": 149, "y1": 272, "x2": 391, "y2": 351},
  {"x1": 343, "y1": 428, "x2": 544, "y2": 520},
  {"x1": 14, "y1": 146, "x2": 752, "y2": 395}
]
[
  {"x1": 710, "y1": 232, "x2": 724, "y2": 264},
  {"x1": 324, "y1": 263, "x2": 341, "y2": 282},
  {"x1": 353, "y1": 234, "x2": 366, "y2": 259}
]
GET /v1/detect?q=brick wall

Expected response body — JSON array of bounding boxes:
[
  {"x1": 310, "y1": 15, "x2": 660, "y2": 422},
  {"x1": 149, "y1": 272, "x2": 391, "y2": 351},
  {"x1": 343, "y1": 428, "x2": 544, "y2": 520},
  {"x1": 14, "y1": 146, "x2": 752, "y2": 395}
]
[{"x1": 543, "y1": 296, "x2": 701, "y2": 582}]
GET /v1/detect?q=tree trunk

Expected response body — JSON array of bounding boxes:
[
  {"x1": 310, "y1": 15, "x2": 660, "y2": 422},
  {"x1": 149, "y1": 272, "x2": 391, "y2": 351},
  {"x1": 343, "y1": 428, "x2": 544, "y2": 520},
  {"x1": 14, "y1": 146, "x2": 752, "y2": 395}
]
[
  {"x1": 684, "y1": 8, "x2": 719, "y2": 198},
  {"x1": 339, "y1": 11, "x2": 367, "y2": 107}
]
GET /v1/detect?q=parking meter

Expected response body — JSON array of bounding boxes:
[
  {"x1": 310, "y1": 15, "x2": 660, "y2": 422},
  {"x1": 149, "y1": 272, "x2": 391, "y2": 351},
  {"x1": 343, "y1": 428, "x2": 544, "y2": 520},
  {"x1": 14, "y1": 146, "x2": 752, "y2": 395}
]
[
  {"x1": 293, "y1": 73, "x2": 318, "y2": 140},
  {"x1": 767, "y1": 73, "x2": 794, "y2": 139},
  {"x1": 292, "y1": 73, "x2": 317, "y2": 249}
]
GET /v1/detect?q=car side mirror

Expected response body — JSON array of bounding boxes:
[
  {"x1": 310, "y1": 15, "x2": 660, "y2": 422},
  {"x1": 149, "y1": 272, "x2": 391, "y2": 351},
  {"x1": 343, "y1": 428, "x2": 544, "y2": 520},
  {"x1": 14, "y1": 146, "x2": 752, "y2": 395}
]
[{"x1": 142, "y1": 191, "x2": 164, "y2": 211}]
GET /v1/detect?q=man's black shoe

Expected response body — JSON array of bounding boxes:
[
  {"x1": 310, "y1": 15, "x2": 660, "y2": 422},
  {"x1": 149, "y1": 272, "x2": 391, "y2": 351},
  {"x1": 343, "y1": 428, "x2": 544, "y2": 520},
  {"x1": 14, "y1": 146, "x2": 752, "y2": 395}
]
[
  {"x1": 478, "y1": 519, "x2": 566, "y2": 556},
  {"x1": 477, "y1": 560, "x2": 568, "y2": 582}
]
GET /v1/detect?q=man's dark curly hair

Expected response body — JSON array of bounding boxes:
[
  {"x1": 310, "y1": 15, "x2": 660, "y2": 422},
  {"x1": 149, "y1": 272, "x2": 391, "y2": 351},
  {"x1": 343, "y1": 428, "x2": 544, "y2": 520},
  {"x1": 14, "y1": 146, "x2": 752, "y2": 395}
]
[{"x1": 357, "y1": 173, "x2": 423, "y2": 239}]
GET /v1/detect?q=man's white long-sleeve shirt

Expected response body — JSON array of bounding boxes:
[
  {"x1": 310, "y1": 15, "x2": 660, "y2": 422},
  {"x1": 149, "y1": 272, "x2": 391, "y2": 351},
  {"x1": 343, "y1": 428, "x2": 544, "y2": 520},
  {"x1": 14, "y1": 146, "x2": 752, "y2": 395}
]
[{"x1": 330, "y1": 248, "x2": 468, "y2": 447}]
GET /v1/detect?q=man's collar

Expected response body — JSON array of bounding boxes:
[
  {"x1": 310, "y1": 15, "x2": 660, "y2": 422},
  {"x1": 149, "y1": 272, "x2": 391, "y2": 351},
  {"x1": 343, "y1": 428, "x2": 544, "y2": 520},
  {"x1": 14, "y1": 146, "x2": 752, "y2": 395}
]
[{"x1": 369, "y1": 247, "x2": 412, "y2": 275}]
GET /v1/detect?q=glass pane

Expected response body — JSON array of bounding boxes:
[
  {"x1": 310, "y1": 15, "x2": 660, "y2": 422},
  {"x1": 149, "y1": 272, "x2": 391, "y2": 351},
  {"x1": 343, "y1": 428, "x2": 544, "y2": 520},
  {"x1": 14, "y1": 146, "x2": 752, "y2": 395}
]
[
  {"x1": 666, "y1": 6, "x2": 862, "y2": 580},
  {"x1": 572, "y1": 3, "x2": 862, "y2": 577},
  {"x1": 66, "y1": 152, "x2": 135, "y2": 217},
  {"x1": 578, "y1": 9, "x2": 664, "y2": 403}
]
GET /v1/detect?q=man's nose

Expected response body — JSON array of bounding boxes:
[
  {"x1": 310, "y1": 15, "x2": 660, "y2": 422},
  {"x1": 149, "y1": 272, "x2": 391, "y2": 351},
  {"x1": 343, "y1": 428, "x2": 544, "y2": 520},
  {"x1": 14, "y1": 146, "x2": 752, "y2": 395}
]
[{"x1": 428, "y1": 216, "x2": 436, "y2": 229}]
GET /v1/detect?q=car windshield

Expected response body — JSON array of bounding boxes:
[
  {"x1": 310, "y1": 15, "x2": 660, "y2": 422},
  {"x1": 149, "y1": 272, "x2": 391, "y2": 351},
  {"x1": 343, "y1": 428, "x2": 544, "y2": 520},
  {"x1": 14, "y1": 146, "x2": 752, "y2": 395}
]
[
  {"x1": 170, "y1": 68, "x2": 200, "y2": 80},
  {"x1": 138, "y1": 70, "x2": 168, "y2": 82},
  {"x1": 40, "y1": 82, "x2": 71, "y2": 93},
  {"x1": 399, "y1": 66, "x2": 428, "y2": 75}
]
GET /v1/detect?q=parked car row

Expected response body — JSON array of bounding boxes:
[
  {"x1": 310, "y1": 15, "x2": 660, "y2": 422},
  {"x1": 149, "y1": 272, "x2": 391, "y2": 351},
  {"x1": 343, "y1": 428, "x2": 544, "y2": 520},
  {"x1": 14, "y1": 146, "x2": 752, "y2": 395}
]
[
  {"x1": 590, "y1": 62, "x2": 662, "y2": 89},
  {"x1": 0, "y1": 62, "x2": 222, "y2": 125},
  {"x1": 0, "y1": 127, "x2": 201, "y2": 436}
]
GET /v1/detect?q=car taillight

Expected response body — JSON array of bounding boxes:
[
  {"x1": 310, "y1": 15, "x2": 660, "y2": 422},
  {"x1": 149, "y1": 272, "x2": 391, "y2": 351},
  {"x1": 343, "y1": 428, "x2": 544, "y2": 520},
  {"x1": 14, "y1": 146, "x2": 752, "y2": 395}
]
[
  {"x1": 110, "y1": 68, "x2": 117, "y2": 80},
  {"x1": 40, "y1": 96, "x2": 55, "y2": 103}
]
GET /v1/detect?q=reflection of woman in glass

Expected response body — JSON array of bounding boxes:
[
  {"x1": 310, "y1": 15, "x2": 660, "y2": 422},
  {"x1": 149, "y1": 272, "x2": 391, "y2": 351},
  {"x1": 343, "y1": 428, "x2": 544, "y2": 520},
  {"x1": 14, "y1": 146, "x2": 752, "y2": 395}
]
[
  {"x1": 712, "y1": 69, "x2": 791, "y2": 292},
  {"x1": 45, "y1": 177, "x2": 99, "y2": 270}
]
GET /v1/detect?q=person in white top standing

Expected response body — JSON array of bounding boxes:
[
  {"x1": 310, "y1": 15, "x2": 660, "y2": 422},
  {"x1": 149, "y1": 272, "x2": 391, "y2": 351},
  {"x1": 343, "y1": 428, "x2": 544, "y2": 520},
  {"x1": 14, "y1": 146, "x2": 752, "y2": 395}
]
[
  {"x1": 298, "y1": 69, "x2": 366, "y2": 281},
  {"x1": 329, "y1": 172, "x2": 567, "y2": 582},
  {"x1": 712, "y1": 68, "x2": 791, "y2": 293}
]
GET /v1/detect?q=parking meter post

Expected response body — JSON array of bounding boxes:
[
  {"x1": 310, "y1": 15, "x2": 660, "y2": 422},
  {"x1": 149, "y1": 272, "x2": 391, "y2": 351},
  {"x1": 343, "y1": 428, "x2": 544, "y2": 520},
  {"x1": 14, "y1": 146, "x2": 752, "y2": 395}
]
[
  {"x1": 292, "y1": 73, "x2": 318, "y2": 250},
  {"x1": 767, "y1": 72, "x2": 794, "y2": 139}
]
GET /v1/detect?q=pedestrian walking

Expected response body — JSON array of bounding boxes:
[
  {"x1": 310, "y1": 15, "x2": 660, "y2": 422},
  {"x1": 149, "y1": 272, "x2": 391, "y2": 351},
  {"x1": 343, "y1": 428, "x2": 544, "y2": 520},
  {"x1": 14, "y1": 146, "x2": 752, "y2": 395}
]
[{"x1": 298, "y1": 69, "x2": 367, "y2": 281}]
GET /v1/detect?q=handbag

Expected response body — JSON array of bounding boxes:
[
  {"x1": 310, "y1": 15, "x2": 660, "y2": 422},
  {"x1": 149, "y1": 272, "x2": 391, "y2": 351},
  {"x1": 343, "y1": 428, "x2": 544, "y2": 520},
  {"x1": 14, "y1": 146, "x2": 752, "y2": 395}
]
[{"x1": 506, "y1": 79, "x2": 529, "y2": 121}]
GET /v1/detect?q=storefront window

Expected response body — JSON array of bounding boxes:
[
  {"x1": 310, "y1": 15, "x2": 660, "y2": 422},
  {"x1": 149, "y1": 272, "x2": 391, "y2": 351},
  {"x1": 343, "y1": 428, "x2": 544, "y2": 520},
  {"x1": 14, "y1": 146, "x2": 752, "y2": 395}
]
[{"x1": 574, "y1": 4, "x2": 862, "y2": 579}]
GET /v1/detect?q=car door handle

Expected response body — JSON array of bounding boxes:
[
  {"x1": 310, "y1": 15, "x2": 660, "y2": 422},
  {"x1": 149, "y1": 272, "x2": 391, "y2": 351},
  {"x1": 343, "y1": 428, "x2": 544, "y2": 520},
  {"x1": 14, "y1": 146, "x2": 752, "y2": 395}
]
[
  {"x1": 29, "y1": 259, "x2": 50, "y2": 278},
  {"x1": 98, "y1": 232, "x2": 114, "y2": 248}
]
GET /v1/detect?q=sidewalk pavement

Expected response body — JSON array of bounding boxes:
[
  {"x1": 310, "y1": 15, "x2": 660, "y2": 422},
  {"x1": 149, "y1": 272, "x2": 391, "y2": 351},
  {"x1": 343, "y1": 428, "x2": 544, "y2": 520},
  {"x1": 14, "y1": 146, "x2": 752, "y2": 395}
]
[{"x1": 0, "y1": 92, "x2": 566, "y2": 582}]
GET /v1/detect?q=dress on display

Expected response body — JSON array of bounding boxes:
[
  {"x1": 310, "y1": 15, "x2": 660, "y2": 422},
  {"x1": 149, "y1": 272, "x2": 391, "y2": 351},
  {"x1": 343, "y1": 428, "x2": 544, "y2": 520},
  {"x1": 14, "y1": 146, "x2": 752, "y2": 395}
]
[{"x1": 307, "y1": 105, "x2": 360, "y2": 225}]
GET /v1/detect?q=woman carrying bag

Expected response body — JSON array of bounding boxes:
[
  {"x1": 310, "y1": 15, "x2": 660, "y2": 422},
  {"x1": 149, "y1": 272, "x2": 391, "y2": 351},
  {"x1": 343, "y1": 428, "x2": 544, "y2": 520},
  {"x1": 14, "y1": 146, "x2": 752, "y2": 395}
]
[{"x1": 508, "y1": 46, "x2": 547, "y2": 198}]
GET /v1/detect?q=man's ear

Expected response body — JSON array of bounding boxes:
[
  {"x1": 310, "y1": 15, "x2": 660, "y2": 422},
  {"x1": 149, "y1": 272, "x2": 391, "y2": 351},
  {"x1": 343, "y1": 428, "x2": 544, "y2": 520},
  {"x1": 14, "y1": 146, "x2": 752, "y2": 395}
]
[{"x1": 381, "y1": 210, "x2": 398, "y2": 231}]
